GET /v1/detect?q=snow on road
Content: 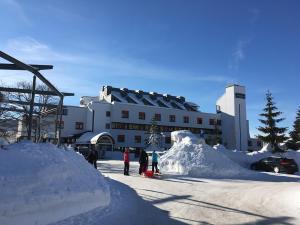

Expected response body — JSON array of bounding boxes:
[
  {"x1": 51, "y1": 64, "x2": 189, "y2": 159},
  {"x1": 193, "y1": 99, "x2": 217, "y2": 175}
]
[{"x1": 54, "y1": 160, "x2": 300, "y2": 225}]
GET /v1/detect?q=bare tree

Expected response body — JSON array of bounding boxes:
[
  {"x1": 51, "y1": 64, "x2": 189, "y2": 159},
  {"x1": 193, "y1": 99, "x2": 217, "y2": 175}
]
[
  {"x1": 0, "y1": 91, "x2": 18, "y2": 143},
  {"x1": 5, "y1": 81, "x2": 59, "y2": 142}
]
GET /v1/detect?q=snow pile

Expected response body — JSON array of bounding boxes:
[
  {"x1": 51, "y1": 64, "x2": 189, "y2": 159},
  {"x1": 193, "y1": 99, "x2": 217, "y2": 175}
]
[
  {"x1": 259, "y1": 143, "x2": 273, "y2": 152},
  {"x1": 159, "y1": 131, "x2": 250, "y2": 178},
  {"x1": 171, "y1": 130, "x2": 205, "y2": 145},
  {"x1": 214, "y1": 144, "x2": 300, "y2": 175},
  {"x1": 0, "y1": 141, "x2": 110, "y2": 225},
  {"x1": 213, "y1": 144, "x2": 271, "y2": 168}
]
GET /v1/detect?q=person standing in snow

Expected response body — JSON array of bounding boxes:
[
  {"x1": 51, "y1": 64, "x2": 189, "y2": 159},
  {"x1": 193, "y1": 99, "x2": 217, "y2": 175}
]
[
  {"x1": 86, "y1": 148, "x2": 98, "y2": 169},
  {"x1": 151, "y1": 150, "x2": 159, "y2": 173},
  {"x1": 139, "y1": 149, "x2": 148, "y2": 175},
  {"x1": 123, "y1": 148, "x2": 130, "y2": 175}
]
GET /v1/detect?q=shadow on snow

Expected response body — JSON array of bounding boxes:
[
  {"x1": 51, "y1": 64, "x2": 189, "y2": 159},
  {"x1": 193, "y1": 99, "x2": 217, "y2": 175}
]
[
  {"x1": 51, "y1": 179, "x2": 188, "y2": 225},
  {"x1": 136, "y1": 189, "x2": 296, "y2": 225}
]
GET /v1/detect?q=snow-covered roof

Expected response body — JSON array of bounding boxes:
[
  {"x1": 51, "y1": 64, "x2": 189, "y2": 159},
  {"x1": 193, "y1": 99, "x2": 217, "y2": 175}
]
[
  {"x1": 127, "y1": 93, "x2": 144, "y2": 105},
  {"x1": 101, "y1": 85, "x2": 199, "y2": 111},
  {"x1": 90, "y1": 132, "x2": 113, "y2": 144},
  {"x1": 76, "y1": 132, "x2": 114, "y2": 144},
  {"x1": 143, "y1": 95, "x2": 159, "y2": 107}
]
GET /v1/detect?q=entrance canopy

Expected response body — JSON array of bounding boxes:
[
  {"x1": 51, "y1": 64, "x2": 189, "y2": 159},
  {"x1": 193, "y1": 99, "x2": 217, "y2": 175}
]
[{"x1": 76, "y1": 132, "x2": 114, "y2": 145}]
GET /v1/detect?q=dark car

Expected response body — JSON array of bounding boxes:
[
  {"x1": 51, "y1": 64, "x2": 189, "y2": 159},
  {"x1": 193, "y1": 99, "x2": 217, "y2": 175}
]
[{"x1": 250, "y1": 156, "x2": 299, "y2": 174}]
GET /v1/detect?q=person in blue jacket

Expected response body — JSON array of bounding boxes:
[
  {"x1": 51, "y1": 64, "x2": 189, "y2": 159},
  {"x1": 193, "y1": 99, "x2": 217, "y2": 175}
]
[{"x1": 151, "y1": 150, "x2": 159, "y2": 173}]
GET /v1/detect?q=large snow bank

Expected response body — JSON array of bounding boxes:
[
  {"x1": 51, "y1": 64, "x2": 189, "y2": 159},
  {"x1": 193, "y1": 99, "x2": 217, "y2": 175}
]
[
  {"x1": 0, "y1": 141, "x2": 110, "y2": 225},
  {"x1": 214, "y1": 144, "x2": 272, "y2": 168},
  {"x1": 214, "y1": 144, "x2": 300, "y2": 175},
  {"x1": 159, "y1": 131, "x2": 250, "y2": 178}
]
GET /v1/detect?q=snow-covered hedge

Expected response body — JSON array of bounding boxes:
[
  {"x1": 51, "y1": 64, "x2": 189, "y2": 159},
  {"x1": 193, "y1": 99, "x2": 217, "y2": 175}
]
[{"x1": 0, "y1": 141, "x2": 110, "y2": 225}]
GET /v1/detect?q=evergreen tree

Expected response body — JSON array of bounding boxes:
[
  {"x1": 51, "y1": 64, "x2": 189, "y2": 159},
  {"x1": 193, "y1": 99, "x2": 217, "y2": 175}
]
[
  {"x1": 257, "y1": 91, "x2": 287, "y2": 152},
  {"x1": 288, "y1": 107, "x2": 300, "y2": 150},
  {"x1": 145, "y1": 116, "x2": 161, "y2": 148}
]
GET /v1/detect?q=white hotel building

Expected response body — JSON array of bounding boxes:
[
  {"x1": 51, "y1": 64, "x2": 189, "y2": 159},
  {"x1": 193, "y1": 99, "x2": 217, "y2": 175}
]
[{"x1": 57, "y1": 84, "x2": 261, "y2": 153}]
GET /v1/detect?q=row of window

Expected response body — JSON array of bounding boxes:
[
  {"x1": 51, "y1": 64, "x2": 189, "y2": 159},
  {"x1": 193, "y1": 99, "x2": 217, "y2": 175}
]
[
  {"x1": 117, "y1": 135, "x2": 171, "y2": 144},
  {"x1": 111, "y1": 122, "x2": 221, "y2": 135},
  {"x1": 56, "y1": 121, "x2": 84, "y2": 130},
  {"x1": 107, "y1": 110, "x2": 221, "y2": 125}
]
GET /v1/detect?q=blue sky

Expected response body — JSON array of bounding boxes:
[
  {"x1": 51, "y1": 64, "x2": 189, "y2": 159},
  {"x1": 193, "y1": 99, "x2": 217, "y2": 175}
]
[{"x1": 0, "y1": 0, "x2": 299, "y2": 136}]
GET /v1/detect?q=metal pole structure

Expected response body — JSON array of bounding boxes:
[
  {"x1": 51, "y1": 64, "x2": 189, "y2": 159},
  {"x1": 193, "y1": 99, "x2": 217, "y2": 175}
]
[
  {"x1": 92, "y1": 110, "x2": 95, "y2": 132},
  {"x1": 37, "y1": 115, "x2": 41, "y2": 142},
  {"x1": 54, "y1": 105, "x2": 59, "y2": 144},
  {"x1": 28, "y1": 75, "x2": 36, "y2": 140},
  {"x1": 57, "y1": 96, "x2": 64, "y2": 146},
  {"x1": 0, "y1": 51, "x2": 63, "y2": 99}
]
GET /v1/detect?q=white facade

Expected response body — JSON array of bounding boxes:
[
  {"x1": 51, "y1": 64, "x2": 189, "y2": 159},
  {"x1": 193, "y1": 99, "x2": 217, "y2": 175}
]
[
  {"x1": 58, "y1": 85, "x2": 259, "y2": 151},
  {"x1": 216, "y1": 84, "x2": 249, "y2": 151}
]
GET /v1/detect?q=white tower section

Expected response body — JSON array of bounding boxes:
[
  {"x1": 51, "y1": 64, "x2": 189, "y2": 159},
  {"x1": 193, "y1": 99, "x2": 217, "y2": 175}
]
[{"x1": 216, "y1": 84, "x2": 248, "y2": 151}]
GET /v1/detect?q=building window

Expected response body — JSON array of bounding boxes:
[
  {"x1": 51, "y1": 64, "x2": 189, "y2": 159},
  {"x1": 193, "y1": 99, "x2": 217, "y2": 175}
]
[
  {"x1": 111, "y1": 122, "x2": 209, "y2": 134},
  {"x1": 121, "y1": 110, "x2": 129, "y2": 118},
  {"x1": 165, "y1": 136, "x2": 171, "y2": 144},
  {"x1": 248, "y1": 140, "x2": 252, "y2": 147},
  {"x1": 209, "y1": 119, "x2": 215, "y2": 125},
  {"x1": 75, "y1": 122, "x2": 83, "y2": 130},
  {"x1": 56, "y1": 120, "x2": 64, "y2": 129},
  {"x1": 135, "y1": 135, "x2": 141, "y2": 143},
  {"x1": 217, "y1": 120, "x2": 222, "y2": 126},
  {"x1": 117, "y1": 135, "x2": 125, "y2": 142},
  {"x1": 139, "y1": 112, "x2": 146, "y2": 120},
  {"x1": 169, "y1": 115, "x2": 176, "y2": 122},
  {"x1": 235, "y1": 93, "x2": 246, "y2": 99},
  {"x1": 183, "y1": 116, "x2": 189, "y2": 123},
  {"x1": 105, "y1": 123, "x2": 110, "y2": 129},
  {"x1": 197, "y1": 118, "x2": 202, "y2": 124},
  {"x1": 154, "y1": 113, "x2": 161, "y2": 121},
  {"x1": 106, "y1": 111, "x2": 111, "y2": 117},
  {"x1": 62, "y1": 108, "x2": 68, "y2": 115}
]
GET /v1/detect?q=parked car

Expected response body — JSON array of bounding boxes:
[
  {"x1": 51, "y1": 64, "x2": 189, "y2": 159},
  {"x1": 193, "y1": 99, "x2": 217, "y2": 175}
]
[{"x1": 250, "y1": 156, "x2": 299, "y2": 174}]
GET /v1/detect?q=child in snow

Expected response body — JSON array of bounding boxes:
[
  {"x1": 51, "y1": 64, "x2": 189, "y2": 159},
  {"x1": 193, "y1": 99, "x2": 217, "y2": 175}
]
[
  {"x1": 123, "y1": 148, "x2": 130, "y2": 176},
  {"x1": 151, "y1": 150, "x2": 159, "y2": 173},
  {"x1": 139, "y1": 149, "x2": 148, "y2": 175}
]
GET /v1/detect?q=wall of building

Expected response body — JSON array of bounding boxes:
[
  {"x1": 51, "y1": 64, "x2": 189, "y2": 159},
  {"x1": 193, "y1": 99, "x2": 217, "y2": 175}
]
[
  {"x1": 216, "y1": 85, "x2": 248, "y2": 151},
  {"x1": 60, "y1": 106, "x2": 88, "y2": 137},
  {"x1": 104, "y1": 102, "x2": 218, "y2": 149},
  {"x1": 54, "y1": 84, "x2": 258, "y2": 151},
  {"x1": 90, "y1": 101, "x2": 112, "y2": 133}
]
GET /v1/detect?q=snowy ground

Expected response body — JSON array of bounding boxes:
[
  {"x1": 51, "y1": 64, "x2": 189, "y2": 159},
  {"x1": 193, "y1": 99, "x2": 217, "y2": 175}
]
[
  {"x1": 53, "y1": 160, "x2": 300, "y2": 225},
  {"x1": 0, "y1": 142, "x2": 110, "y2": 225},
  {"x1": 2, "y1": 133, "x2": 300, "y2": 225}
]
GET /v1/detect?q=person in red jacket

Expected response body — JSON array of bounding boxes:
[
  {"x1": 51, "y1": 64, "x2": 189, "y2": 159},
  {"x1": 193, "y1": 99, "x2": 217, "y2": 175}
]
[{"x1": 123, "y1": 148, "x2": 130, "y2": 176}]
